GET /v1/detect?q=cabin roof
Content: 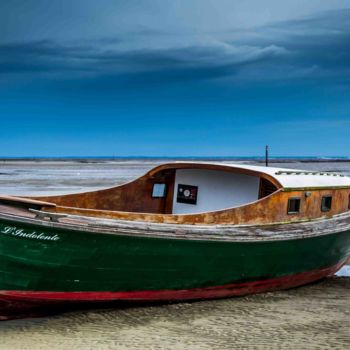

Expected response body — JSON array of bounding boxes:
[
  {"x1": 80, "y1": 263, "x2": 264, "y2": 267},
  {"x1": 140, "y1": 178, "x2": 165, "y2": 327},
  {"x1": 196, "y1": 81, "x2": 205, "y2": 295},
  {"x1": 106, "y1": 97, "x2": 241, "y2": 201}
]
[
  {"x1": 224, "y1": 163, "x2": 350, "y2": 189},
  {"x1": 151, "y1": 162, "x2": 350, "y2": 190}
]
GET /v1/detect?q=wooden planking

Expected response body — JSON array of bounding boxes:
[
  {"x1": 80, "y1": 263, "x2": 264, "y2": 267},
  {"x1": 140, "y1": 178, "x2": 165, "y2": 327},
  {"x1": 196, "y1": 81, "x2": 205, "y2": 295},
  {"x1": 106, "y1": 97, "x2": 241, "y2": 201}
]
[
  {"x1": 42, "y1": 188, "x2": 350, "y2": 225},
  {"x1": 164, "y1": 170, "x2": 175, "y2": 214},
  {"x1": 1, "y1": 202, "x2": 350, "y2": 243},
  {"x1": 35, "y1": 170, "x2": 175, "y2": 214},
  {"x1": 259, "y1": 178, "x2": 278, "y2": 198},
  {"x1": 25, "y1": 162, "x2": 350, "y2": 225},
  {"x1": 31, "y1": 164, "x2": 278, "y2": 219},
  {"x1": 32, "y1": 163, "x2": 279, "y2": 213},
  {"x1": 0, "y1": 195, "x2": 56, "y2": 208}
]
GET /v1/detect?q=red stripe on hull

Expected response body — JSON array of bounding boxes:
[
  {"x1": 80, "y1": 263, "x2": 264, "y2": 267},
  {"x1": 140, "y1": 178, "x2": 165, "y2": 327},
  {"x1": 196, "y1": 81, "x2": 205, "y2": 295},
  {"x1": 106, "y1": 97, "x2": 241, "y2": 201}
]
[{"x1": 0, "y1": 260, "x2": 346, "y2": 319}]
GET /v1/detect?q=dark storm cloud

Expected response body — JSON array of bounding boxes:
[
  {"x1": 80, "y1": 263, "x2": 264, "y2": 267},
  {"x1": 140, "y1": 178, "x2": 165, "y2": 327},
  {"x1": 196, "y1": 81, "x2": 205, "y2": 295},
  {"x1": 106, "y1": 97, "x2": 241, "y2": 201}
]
[
  {"x1": 261, "y1": 10, "x2": 350, "y2": 69},
  {"x1": 0, "y1": 38, "x2": 287, "y2": 80},
  {"x1": 0, "y1": 9, "x2": 349, "y2": 85}
]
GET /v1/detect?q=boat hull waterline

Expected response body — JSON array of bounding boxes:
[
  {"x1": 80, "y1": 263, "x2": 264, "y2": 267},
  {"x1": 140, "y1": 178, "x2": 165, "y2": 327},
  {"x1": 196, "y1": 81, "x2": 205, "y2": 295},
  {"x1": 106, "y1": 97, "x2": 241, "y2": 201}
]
[{"x1": 0, "y1": 217, "x2": 349, "y2": 317}]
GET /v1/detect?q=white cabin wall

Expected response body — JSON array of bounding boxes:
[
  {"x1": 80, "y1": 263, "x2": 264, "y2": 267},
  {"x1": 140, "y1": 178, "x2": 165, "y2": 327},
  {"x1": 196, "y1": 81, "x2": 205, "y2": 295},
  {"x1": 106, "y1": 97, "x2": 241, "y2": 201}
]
[{"x1": 172, "y1": 169, "x2": 260, "y2": 214}]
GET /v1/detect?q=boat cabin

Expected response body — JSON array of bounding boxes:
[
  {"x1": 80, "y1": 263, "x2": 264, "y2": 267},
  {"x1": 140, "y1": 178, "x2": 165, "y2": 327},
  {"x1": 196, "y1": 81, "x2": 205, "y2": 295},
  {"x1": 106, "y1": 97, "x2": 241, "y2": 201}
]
[{"x1": 2, "y1": 162, "x2": 350, "y2": 225}]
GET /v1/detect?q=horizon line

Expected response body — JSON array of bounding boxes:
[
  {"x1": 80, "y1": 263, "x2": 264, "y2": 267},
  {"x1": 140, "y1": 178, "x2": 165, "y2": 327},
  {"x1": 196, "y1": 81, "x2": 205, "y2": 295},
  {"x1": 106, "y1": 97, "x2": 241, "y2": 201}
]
[{"x1": 1, "y1": 156, "x2": 350, "y2": 160}]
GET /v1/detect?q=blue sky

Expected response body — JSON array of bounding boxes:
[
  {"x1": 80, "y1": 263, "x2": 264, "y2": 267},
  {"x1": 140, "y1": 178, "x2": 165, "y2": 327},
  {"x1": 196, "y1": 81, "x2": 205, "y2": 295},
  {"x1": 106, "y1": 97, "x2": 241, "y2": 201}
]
[{"x1": 1, "y1": 0, "x2": 350, "y2": 157}]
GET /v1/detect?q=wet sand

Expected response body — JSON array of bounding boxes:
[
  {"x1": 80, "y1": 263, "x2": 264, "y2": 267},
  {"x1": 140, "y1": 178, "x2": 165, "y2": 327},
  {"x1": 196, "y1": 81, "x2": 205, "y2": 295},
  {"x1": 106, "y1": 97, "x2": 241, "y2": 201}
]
[
  {"x1": 0, "y1": 159, "x2": 349, "y2": 349},
  {"x1": 1, "y1": 278, "x2": 349, "y2": 349}
]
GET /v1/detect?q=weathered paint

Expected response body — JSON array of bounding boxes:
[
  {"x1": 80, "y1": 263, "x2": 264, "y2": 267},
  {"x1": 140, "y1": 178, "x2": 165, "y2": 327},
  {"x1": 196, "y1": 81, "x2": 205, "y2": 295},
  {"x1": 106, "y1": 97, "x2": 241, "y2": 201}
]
[
  {"x1": 0, "y1": 260, "x2": 345, "y2": 303},
  {"x1": 35, "y1": 169, "x2": 175, "y2": 214},
  {"x1": 43, "y1": 188, "x2": 350, "y2": 225},
  {"x1": 31, "y1": 162, "x2": 350, "y2": 225},
  {"x1": 0, "y1": 217, "x2": 349, "y2": 295}
]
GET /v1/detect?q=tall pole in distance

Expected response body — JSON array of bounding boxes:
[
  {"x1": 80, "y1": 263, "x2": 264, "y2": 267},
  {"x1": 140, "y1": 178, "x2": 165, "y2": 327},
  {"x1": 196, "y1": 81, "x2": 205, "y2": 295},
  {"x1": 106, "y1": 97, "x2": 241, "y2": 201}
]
[{"x1": 265, "y1": 145, "x2": 269, "y2": 167}]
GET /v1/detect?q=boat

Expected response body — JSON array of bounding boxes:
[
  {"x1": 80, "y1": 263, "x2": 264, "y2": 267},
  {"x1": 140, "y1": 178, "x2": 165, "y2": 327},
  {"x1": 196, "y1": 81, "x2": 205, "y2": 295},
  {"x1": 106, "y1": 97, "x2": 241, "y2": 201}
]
[{"x1": 0, "y1": 161, "x2": 350, "y2": 318}]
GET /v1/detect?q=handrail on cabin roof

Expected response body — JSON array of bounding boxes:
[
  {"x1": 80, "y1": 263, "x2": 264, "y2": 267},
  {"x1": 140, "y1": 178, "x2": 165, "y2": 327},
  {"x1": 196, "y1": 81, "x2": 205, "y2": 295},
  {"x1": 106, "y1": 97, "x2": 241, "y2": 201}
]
[{"x1": 274, "y1": 171, "x2": 344, "y2": 177}]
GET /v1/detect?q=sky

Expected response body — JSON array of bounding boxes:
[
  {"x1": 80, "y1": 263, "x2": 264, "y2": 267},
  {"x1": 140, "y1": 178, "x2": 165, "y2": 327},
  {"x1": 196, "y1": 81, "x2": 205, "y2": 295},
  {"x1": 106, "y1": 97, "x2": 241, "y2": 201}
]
[{"x1": 1, "y1": 0, "x2": 350, "y2": 157}]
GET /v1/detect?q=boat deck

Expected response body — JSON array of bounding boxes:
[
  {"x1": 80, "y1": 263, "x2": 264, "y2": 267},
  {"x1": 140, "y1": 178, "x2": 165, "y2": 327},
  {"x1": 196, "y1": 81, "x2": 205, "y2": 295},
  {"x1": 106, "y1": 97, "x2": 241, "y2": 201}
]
[{"x1": 1, "y1": 203, "x2": 350, "y2": 242}]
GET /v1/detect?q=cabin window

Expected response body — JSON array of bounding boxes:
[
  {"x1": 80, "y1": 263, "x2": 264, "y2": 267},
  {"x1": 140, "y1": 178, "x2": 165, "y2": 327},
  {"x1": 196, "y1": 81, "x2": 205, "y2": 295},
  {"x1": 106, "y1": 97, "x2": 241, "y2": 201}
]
[
  {"x1": 287, "y1": 198, "x2": 301, "y2": 214},
  {"x1": 321, "y1": 196, "x2": 332, "y2": 212},
  {"x1": 152, "y1": 183, "x2": 167, "y2": 198}
]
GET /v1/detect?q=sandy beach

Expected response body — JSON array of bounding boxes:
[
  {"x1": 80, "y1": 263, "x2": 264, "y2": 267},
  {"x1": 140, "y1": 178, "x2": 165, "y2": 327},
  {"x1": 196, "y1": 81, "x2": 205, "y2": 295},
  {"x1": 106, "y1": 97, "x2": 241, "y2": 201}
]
[
  {"x1": 0, "y1": 159, "x2": 349, "y2": 349},
  {"x1": 1, "y1": 278, "x2": 349, "y2": 349}
]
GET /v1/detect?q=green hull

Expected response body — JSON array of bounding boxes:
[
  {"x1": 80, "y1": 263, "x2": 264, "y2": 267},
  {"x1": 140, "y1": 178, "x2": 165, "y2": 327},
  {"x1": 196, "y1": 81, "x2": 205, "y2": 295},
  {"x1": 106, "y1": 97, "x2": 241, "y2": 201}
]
[{"x1": 0, "y1": 217, "x2": 349, "y2": 294}]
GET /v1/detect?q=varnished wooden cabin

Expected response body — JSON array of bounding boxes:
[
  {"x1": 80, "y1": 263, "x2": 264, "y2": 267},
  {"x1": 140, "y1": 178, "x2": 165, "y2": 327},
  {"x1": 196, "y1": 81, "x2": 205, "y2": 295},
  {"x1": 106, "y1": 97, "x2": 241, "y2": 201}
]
[{"x1": 28, "y1": 162, "x2": 350, "y2": 225}]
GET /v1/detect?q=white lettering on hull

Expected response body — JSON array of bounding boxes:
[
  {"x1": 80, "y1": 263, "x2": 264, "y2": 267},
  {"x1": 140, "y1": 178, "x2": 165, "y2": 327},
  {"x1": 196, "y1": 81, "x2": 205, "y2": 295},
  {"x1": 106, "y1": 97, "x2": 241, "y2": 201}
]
[{"x1": 0, "y1": 225, "x2": 60, "y2": 241}]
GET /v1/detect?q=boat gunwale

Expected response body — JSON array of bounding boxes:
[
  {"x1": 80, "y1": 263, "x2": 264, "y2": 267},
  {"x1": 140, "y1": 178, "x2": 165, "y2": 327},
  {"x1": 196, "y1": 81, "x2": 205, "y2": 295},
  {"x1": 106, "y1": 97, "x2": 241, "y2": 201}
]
[{"x1": 0, "y1": 207, "x2": 350, "y2": 243}]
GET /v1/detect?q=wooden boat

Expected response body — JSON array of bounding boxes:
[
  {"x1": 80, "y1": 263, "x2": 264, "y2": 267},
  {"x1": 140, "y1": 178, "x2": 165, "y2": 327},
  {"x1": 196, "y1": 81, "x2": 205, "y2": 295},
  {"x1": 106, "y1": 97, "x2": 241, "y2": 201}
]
[{"x1": 1, "y1": 162, "x2": 350, "y2": 318}]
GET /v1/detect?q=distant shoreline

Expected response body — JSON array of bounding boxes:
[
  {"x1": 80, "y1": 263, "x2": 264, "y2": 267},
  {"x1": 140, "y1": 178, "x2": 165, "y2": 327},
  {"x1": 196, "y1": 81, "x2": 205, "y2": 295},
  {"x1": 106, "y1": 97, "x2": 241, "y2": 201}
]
[{"x1": 0, "y1": 157, "x2": 350, "y2": 163}]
